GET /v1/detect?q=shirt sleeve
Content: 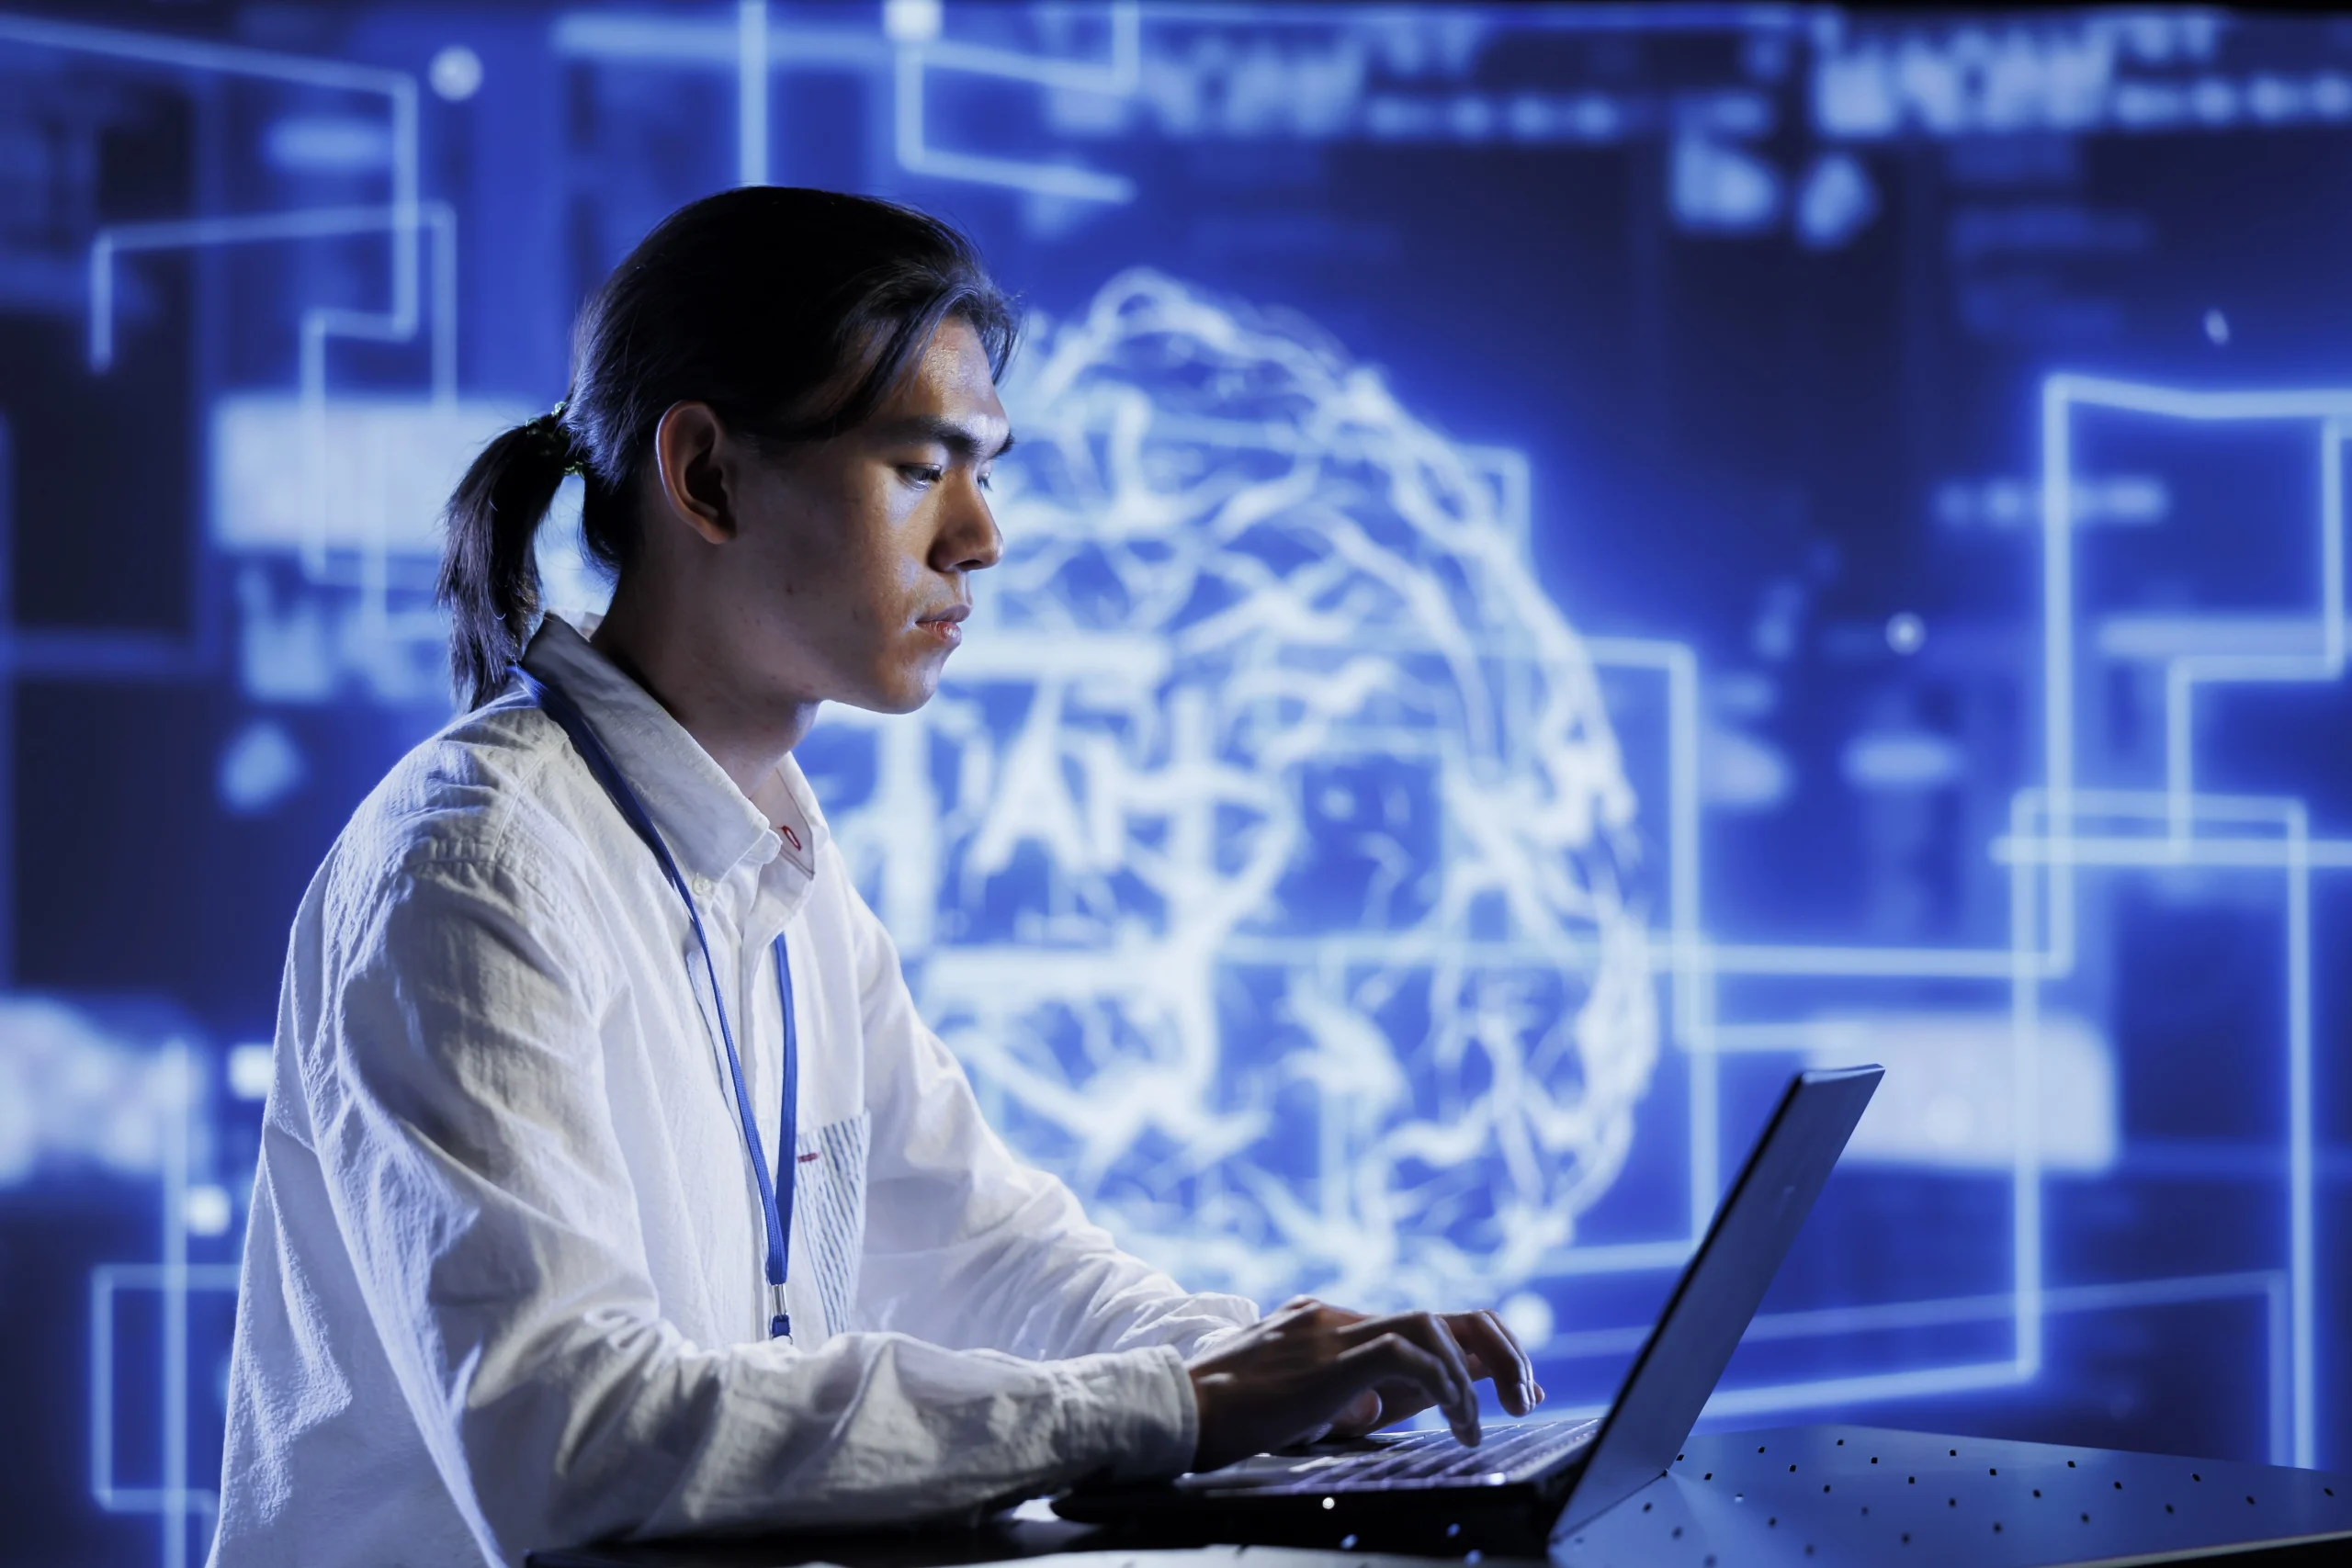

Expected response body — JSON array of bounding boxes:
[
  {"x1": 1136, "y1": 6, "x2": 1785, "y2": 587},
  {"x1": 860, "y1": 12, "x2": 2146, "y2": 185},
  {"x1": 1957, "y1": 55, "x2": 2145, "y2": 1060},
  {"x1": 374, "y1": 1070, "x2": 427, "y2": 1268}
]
[
  {"x1": 297, "y1": 833, "x2": 1201, "y2": 1565},
  {"x1": 842, "y1": 877, "x2": 1261, "y2": 1363}
]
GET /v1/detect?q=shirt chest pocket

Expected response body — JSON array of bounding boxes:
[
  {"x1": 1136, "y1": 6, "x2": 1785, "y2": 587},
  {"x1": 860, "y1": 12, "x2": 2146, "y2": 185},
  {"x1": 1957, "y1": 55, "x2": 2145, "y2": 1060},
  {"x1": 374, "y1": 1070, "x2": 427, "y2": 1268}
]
[{"x1": 791, "y1": 1109, "x2": 870, "y2": 1342}]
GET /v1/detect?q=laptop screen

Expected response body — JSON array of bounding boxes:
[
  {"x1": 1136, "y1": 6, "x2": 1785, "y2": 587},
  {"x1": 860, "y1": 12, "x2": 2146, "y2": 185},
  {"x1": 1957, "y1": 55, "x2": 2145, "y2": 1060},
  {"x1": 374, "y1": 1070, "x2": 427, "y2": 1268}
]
[{"x1": 1557, "y1": 1065, "x2": 1883, "y2": 1535}]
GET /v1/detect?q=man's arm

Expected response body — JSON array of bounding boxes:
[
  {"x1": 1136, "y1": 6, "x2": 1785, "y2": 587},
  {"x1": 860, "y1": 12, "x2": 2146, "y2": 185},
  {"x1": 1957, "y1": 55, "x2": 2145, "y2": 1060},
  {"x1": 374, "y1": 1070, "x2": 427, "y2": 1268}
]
[{"x1": 300, "y1": 843, "x2": 1198, "y2": 1562}]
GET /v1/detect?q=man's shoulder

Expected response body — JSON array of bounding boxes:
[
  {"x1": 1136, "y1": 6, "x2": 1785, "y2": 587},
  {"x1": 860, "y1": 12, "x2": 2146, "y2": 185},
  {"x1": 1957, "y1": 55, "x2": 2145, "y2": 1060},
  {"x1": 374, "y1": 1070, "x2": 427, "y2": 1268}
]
[{"x1": 320, "y1": 689, "x2": 594, "y2": 908}]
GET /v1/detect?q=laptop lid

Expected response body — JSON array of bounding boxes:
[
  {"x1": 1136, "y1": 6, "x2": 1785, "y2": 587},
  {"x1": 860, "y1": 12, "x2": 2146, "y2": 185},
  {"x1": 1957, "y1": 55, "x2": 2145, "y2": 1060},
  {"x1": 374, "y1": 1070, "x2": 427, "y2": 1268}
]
[{"x1": 1554, "y1": 1065, "x2": 1883, "y2": 1537}]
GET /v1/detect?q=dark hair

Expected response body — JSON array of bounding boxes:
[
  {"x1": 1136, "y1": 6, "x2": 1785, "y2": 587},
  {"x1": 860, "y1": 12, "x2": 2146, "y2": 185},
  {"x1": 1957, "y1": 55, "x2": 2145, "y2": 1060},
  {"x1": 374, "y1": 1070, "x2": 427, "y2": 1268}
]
[{"x1": 436, "y1": 186, "x2": 1020, "y2": 707}]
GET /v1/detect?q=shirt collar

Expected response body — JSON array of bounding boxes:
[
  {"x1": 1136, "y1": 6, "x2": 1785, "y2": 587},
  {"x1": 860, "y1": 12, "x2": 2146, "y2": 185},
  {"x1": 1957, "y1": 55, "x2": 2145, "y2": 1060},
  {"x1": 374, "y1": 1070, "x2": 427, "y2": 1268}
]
[{"x1": 519, "y1": 615, "x2": 831, "y2": 886}]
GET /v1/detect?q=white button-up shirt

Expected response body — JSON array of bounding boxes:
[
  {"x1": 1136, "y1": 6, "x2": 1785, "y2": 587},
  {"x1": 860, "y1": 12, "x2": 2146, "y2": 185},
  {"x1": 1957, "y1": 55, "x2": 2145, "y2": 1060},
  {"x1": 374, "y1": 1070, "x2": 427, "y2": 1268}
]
[{"x1": 210, "y1": 616, "x2": 1256, "y2": 1568}]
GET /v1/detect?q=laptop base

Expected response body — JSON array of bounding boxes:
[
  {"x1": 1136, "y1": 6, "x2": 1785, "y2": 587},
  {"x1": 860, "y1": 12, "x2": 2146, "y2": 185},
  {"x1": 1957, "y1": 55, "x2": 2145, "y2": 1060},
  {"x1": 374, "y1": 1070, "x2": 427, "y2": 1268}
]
[{"x1": 1055, "y1": 1429, "x2": 1592, "y2": 1555}]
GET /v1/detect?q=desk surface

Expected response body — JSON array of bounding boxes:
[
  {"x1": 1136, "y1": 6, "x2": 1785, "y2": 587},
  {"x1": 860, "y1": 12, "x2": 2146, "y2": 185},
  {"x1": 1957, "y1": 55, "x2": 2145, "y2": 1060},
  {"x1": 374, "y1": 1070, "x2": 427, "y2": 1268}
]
[
  {"x1": 1568, "y1": 1424, "x2": 2352, "y2": 1566},
  {"x1": 530, "y1": 1424, "x2": 2352, "y2": 1568}
]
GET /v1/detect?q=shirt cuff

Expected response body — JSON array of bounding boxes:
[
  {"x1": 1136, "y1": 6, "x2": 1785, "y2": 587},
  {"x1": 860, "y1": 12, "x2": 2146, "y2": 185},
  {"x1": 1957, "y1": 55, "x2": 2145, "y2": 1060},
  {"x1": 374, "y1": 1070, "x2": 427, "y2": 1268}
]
[{"x1": 1054, "y1": 1344, "x2": 1198, "y2": 1482}]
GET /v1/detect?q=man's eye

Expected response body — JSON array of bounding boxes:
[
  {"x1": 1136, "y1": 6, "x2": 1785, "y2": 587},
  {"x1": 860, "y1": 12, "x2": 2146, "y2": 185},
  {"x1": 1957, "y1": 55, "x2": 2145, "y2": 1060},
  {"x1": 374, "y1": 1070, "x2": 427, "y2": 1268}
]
[
  {"x1": 901, "y1": 464, "x2": 944, "y2": 486},
  {"x1": 978, "y1": 470, "x2": 994, "y2": 492}
]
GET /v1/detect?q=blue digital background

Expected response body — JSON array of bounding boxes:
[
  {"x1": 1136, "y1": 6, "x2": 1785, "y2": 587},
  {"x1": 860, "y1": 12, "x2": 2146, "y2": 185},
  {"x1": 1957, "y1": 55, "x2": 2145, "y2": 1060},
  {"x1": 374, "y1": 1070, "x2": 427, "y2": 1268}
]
[{"x1": 2, "y1": 5, "x2": 2349, "y2": 1563}]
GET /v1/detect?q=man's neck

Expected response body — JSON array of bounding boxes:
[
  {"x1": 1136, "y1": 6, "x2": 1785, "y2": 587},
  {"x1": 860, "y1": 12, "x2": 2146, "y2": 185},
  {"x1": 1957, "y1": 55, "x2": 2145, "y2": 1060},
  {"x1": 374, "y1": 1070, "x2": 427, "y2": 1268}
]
[{"x1": 587, "y1": 591, "x2": 819, "y2": 801}]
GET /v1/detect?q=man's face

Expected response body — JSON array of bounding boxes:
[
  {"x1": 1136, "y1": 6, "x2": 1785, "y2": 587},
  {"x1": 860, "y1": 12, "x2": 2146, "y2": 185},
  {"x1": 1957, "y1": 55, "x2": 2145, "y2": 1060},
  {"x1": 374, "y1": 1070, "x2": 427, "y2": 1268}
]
[{"x1": 721, "y1": 316, "x2": 1009, "y2": 715}]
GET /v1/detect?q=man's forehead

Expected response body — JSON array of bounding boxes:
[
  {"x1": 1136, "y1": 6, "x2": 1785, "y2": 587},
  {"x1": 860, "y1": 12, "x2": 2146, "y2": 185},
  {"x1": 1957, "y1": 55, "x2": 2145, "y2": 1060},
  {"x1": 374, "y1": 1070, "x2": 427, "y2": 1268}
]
[
  {"x1": 911, "y1": 320, "x2": 1004, "y2": 402},
  {"x1": 879, "y1": 326, "x2": 1012, "y2": 449}
]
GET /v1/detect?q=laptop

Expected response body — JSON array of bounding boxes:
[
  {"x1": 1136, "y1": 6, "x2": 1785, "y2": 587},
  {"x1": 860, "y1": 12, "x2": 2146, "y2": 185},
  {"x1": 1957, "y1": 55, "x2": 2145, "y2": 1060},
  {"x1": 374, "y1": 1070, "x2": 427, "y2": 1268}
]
[{"x1": 1054, "y1": 1065, "x2": 1883, "y2": 1553}]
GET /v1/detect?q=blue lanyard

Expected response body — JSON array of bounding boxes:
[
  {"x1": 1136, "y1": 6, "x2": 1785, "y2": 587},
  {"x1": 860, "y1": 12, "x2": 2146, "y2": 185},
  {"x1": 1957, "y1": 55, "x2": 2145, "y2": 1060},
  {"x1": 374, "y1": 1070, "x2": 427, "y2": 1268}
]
[{"x1": 512, "y1": 665, "x2": 798, "y2": 1342}]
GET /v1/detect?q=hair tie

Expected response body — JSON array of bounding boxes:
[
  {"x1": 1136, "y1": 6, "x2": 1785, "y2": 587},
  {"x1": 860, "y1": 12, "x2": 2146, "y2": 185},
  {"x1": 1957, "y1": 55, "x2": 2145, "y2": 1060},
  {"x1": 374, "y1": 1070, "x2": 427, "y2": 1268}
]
[{"x1": 526, "y1": 400, "x2": 585, "y2": 477}]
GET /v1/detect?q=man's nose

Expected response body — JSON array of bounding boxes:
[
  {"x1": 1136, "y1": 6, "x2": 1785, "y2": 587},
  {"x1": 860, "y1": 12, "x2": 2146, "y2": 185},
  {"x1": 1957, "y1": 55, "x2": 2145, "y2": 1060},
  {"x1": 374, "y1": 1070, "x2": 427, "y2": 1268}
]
[{"x1": 938, "y1": 475, "x2": 1003, "y2": 573}]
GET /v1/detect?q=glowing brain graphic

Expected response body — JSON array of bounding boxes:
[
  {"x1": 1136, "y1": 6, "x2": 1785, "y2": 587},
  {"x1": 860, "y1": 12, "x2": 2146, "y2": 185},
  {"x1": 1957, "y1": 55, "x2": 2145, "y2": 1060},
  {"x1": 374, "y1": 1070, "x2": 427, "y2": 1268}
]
[{"x1": 817, "y1": 272, "x2": 1655, "y2": 1307}]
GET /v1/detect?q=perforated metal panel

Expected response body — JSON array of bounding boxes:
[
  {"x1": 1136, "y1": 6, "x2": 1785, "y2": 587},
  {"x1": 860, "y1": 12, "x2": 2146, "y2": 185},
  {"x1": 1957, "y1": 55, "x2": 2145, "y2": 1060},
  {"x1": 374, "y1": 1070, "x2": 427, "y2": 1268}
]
[{"x1": 1552, "y1": 1425, "x2": 2352, "y2": 1567}]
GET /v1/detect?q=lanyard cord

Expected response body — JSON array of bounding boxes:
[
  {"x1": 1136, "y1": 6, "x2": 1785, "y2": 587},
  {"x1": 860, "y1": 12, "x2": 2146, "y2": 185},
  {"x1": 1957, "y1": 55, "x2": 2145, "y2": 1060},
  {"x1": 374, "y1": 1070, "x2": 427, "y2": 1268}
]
[{"x1": 513, "y1": 666, "x2": 797, "y2": 1341}]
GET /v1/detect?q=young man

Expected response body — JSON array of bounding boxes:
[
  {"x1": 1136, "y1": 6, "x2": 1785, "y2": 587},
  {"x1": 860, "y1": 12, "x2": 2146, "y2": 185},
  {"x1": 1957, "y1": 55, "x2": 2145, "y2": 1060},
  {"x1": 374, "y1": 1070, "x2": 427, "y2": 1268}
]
[{"x1": 211, "y1": 188, "x2": 1537, "y2": 1568}]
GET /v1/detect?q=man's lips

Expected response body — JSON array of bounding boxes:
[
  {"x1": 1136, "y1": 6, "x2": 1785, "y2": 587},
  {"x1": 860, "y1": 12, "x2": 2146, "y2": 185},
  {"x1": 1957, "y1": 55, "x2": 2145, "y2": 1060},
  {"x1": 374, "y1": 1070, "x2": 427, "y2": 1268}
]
[{"x1": 917, "y1": 604, "x2": 968, "y2": 645}]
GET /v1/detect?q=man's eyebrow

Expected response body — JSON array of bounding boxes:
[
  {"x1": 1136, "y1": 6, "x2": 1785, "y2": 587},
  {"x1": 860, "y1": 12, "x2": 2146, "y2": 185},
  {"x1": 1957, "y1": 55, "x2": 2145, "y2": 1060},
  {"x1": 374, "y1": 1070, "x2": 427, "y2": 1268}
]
[{"x1": 876, "y1": 413, "x2": 1016, "y2": 460}]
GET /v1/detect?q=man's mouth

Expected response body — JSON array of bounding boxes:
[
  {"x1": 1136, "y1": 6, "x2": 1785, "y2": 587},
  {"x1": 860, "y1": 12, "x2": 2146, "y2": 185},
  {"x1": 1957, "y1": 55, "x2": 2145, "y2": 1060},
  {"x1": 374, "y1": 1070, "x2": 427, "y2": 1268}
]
[{"x1": 917, "y1": 604, "x2": 968, "y2": 646}]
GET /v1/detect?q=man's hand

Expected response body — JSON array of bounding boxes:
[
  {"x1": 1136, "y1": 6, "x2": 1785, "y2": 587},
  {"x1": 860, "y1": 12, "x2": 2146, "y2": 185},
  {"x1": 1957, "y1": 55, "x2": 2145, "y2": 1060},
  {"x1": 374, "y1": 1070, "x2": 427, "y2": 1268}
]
[{"x1": 1185, "y1": 1297, "x2": 1544, "y2": 1472}]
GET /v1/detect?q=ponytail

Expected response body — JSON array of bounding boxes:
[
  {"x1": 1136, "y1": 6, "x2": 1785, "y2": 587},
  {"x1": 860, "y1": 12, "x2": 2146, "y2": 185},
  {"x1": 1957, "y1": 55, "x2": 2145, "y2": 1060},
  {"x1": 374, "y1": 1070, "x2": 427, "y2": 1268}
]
[
  {"x1": 435, "y1": 186, "x2": 1018, "y2": 708},
  {"x1": 436, "y1": 406, "x2": 582, "y2": 709}
]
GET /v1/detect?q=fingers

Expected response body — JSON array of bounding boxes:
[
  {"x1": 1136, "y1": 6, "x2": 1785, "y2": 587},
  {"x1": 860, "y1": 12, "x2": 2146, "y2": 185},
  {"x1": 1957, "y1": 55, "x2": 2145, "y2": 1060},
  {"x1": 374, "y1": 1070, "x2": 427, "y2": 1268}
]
[
  {"x1": 1260, "y1": 1300, "x2": 1542, "y2": 1447},
  {"x1": 1330, "y1": 1333, "x2": 1480, "y2": 1446},
  {"x1": 1326, "y1": 1387, "x2": 1385, "y2": 1439},
  {"x1": 1446, "y1": 1308, "x2": 1540, "y2": 1416},
  {"x1": 1343, "y1": 1313, "x2": 1481, "y2": 1444}
]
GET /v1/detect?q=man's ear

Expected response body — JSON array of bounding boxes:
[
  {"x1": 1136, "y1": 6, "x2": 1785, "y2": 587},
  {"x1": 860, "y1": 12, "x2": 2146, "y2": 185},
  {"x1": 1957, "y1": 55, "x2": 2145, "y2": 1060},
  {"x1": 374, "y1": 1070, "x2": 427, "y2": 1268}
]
[{"x1": 651, "y1": 401, "x2": 736, "y2": 545}]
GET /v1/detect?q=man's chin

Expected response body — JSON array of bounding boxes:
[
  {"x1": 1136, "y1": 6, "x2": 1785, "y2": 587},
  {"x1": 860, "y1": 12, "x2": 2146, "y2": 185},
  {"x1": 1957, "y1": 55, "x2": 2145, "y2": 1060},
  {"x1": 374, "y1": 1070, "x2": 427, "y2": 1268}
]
[{"x1": 838, "y1": 669, "x2": 941, "y2": 717}]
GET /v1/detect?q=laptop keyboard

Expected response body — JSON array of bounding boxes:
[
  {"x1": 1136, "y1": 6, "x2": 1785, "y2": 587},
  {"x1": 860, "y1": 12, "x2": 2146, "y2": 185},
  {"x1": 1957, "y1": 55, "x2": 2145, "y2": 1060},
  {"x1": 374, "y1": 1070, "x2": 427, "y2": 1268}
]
[{"x1": 1177, "y1": 1417, "x2": 1601, "y2": 1495}]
